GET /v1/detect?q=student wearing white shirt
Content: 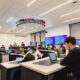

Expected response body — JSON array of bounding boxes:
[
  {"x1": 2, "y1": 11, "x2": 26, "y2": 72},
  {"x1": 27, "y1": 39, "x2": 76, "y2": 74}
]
[
  {"x1": 33, "y1": 48, "x2": 43, "y2": 60},
  {"x1": 23, "y1": 47, "x2": 33, "y2": 59}
]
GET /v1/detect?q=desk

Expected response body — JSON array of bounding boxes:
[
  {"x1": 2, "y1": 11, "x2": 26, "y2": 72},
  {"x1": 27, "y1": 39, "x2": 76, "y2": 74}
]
[
  {"x1": 9, "y1": 53, "x2": 24, "y2": 61},
  {"x1": 20, "y1": 57, "x2": 67, "y2": 80},
  {"x1": 0, "y1": 54, "x2": 9, "y2": 63},
  {"x1": 0, "y1": 61, "x2": 21, "y2": 80}
]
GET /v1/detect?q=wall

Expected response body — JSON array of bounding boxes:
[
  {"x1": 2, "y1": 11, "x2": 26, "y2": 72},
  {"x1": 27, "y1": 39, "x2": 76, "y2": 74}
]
[
  {"x1": 0, "y1": 34, "x2": 30, "y2": 49},
  {"x1": 70, "y1": 22, "x2": 80, "y2": 39},
  {"x1": 46, "y1": 24, "x2": 70, "y2": 37},
  {"x1": 46, "y1": 24, "x2": 70, "y2": 54}
]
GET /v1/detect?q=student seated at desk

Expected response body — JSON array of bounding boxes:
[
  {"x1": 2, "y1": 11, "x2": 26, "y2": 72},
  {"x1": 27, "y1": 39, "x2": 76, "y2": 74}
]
[
  {"x1": 19, "y1": 47, "x2": 24, "y2": 54},
  {"x1": 60, "y1": 36, "x2": 80, "y2": 80},
  {"x1": 13, "y1": 42, "x2": 18, "y2": 47},
  {"x1": 46, "y1": 44, "x2": 50, "y2": 50},
  {"x1": 27, "y1": 47, "x2": 32, "y2": 54},
  {"x1": 1, "y1": 45, "x2": 5, "y2": 50},
  {"x1": 21, "y1": 42, "x2": 25, "y2": 47},
  {"x1": 37, "y1": 45, "x2": 42, "y2": 50},
  {"x1": 51, "y1": 44, "x2": 56, "y2": 50},
  {"x1": 58, "y1": 44, "x2": 66, "y2": 54},
  {"x1": 33, "y1": 48, "x2": 43, "y2": 60}
]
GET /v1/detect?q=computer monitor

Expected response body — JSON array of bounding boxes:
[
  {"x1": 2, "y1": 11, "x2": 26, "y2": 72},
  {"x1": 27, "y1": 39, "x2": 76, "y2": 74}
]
[
  {"x1": 16, "y1": 57, "x2": 23, "y2": 63},
  {"x1": 55, "y1": 35, "x2": 67, "y2": 44},
  {"x1": 48, "y1": 53, "x2": 57, "y2": 62},
  {"x1": 45, "y1": 37, "x2": 55, "y2": 45}
]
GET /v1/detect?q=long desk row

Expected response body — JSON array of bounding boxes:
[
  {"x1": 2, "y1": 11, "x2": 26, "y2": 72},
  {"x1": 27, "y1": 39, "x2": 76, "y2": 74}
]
[{"x1": 0, "y1": 57, "x2": 67, "y2": 80}]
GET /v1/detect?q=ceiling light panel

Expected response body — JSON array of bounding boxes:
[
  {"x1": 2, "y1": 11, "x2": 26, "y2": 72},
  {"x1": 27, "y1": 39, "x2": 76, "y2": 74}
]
[
  {"x1": 6, "y1": 17, "x2": 14, "y2": 23},
  {"x1": 64, "y1": 17, "x2": 80, "y2": 23},
  {"x1": 27, "y1": 0, "x2": 36, "y2": 7},
  {"x1": 40, "y1": 0, "x2": 73, "y2": 16},
  {"x1": 61, "y1": 9, "x2": 80, "y2": 17}
]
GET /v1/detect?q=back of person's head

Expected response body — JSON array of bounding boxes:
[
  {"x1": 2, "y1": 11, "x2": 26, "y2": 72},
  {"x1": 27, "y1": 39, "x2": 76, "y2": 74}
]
[
  {"x1": 27, "y1": 47, "x2": 31, "y2": 51},
  {"x1": 22, "y1": 53, "x2": 35, "y2": 62},
  {"x1": 64, "y1": 36, "x2": 76, "y2": 45}
]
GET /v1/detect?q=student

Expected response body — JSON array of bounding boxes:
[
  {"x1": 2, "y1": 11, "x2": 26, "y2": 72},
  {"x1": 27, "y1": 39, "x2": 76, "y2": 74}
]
[
  {"x1": 21, "y1": 42, "x2": 25, "y2": 46},
  {"x1": 60, "y1": 36, "x2": 80, "y2": 80},
  {"x1": 27, "y1": 47, "x2": 32, "y2": 54},
  {"x1": 37, "y1": 45, "x2": 42, "y2": 50},
  {"x1": 19, "y1": 47, "x2": 24, "y2": 54},
  {"x1": 13, "y1": 42, "x2": 18, "y2": 47},
  {"x1": 1, "y1": 45, "x2": 5, "y2": 50},
  {"x1": 58, "y1": 44, "x2": 66, "y2": 54},
  {"x1": 46, "y1": 45, "x2": 50, "y2": 50},
  {"x1": 33, "y1": 48, "x2": 43, "y2": 59},
  {"x1": 51, "y1": 44, "x2": 56, "y2": 50},
  {"x1": 24, "y1": 47, "x2": 33, "y2": 57}
]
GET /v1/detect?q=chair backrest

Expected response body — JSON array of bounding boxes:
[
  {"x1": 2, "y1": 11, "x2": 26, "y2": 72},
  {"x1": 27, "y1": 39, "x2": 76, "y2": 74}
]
[{"x1": 22, "y1": 53, "x2": 35, "y2": 62}]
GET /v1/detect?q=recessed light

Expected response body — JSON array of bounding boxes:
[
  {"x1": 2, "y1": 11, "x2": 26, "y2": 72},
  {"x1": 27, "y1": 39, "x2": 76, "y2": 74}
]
[
  {"x1": 61, "y1": 9, "x2": 80, "y2": 18},
  {"x1": 64, "y1": 17, "x2": 80, "y2": 23},
  {"x1": 6, "y1": 17, "x2": 14, "y2": 23},
  {"x1": 40, "y1": 0, "x2": 73, "y2": 16}
]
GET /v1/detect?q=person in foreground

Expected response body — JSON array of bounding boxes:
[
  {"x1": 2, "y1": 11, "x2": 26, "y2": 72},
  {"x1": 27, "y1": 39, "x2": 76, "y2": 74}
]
[{"x1": 60, "y1": 36, "x2": 80, "y2": 80}]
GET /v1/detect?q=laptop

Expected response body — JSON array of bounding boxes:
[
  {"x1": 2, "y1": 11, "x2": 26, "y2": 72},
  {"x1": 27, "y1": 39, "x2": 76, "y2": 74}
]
[
  {"x1": 48, "y1": 53, "x2": 59, "y2": 63},
  {"x1": 16, "y1": 57, "x2": 23, "y2": 63},
  {"x1": 10, "y1": 57, "x2": 23, "y2": 64},
  {"x1": 33, "y1": 52, "x2": 59, "y2": 66}
]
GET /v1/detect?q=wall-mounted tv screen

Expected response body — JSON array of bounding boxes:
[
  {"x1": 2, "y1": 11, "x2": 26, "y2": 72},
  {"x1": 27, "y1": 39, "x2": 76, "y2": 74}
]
[
  {"x1": 45, "y1": 37, "x2": 55, "y2": 45},
  {"x1": 55, "y1": 35, "x2": 67, "y2": 44},
  {"x1": 76, "y1": 40, "x2": 80, "y2": 45}
]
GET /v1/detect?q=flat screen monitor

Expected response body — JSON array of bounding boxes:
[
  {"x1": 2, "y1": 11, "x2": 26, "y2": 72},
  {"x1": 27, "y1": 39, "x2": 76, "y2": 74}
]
[
  {"x1": 45, "y1": 37, "x2": 55, "y2": 45},
  {"x1": 76, "y1": 40, "x2": 80, "y2": 45},
  {"x1": 49, "y1": 53, "x2": 57, "y2": 61},
  {"x1": 55, "y1": 35, "x2": 67, "y2": 44}
]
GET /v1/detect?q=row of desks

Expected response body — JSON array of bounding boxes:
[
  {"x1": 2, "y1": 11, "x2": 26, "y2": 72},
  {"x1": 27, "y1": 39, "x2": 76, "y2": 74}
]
[{"x1": 0, "y1": 57, "x2": 66, "y2": 80}]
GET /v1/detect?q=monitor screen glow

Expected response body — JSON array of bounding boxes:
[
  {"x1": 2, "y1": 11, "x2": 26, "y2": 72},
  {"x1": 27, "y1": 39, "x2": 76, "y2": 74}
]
[
  {"x1": 55, "y1": 35, "x2": 67, "y2": 44},
  {"x1": 76, "y1": 40, "x2": 80, "y2": 45},
  {"x1": 45, "y1": 37, "x2": 55, "y2": 45}
]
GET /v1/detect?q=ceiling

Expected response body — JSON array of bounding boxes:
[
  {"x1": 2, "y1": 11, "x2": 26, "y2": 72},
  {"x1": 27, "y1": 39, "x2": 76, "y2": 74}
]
[{"x1": 0, "y1": 0, "x2": 80, "y2": 35}]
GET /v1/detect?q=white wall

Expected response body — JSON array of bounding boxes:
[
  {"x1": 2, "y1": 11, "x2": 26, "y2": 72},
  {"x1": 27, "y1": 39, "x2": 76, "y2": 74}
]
[
  {"x1": 46, "y1": 24, "x2": 70, "y2": 37},
  {"x1": 0, "y1": 34, "x2": 30, "y2": 49}
]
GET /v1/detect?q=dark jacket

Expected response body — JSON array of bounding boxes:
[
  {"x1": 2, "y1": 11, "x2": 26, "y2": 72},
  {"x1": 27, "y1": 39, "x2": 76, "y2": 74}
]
[{"x1": 60, "y1": 47, "x2": 80, "y2": 79}]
